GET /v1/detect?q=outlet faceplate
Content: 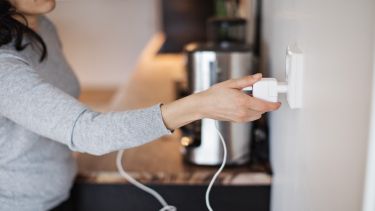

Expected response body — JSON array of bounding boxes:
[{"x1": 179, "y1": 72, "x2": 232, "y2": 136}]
[{"x1": 286, "y1": 45, "x2": 304, "y2": 109}]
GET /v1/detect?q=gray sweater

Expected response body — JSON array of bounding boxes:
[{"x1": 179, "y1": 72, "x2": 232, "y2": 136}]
[{"x1": 0, "y1": 17, "x2": 171, "y2": 210}]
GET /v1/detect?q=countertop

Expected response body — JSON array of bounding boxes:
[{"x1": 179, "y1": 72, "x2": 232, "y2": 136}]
[{"x1": 76, "y1": 34, "x2": 271, "y2": 186}]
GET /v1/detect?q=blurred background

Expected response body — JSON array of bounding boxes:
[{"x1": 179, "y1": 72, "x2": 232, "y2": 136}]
[{"x1": 46, "y1": 0, "x2": 375, "y2": 211}]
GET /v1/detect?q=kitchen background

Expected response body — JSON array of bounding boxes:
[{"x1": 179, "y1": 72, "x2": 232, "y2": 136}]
[{"x1": 46, "y1": 0, "x2": 375, "y2": 211}]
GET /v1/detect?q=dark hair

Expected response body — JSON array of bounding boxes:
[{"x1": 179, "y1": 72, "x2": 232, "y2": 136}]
[{"x1": 0, "y1": 0, "x2": 47, "y2": 62}]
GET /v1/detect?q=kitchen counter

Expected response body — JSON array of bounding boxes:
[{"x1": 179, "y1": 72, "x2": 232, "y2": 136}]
[{"x1": 76, "y1": 34, "x2": 271, "y2": 186}]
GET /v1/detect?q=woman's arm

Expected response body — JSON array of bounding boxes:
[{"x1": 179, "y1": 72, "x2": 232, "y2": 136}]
[
  {"x1": 0, "y1": 55, "x2": 170, "y2": 156},
  {"x1": 161, "y1": 74, "x2": 281, "y2": 130},
  {"x1": 0, "y1": 54, "x2": 280, "y2": 156}
]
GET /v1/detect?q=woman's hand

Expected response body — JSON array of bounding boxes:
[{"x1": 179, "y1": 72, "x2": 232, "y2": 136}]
[
  {"x1": 196, "y1": 73, "x2": 281, "y2": 122},
  {"x1": 161, "y1": 74, "x2": 281, "y2": 131}
]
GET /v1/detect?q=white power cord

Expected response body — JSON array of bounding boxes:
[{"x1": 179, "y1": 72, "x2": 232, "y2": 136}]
[
  {"x1": 205, "y1": 121, "x2": 227, "y2": 211},
  {"x1": 116, "y1": 149, "x2": 177, "y2": 211},
  {"x1": 116, "y1": 120, "x2": 227, "y2": 211}
]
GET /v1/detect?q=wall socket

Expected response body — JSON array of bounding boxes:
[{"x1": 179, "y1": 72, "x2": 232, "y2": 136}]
[{"x1": 285, "y1": 45, "x2": 304, "y2": 109}]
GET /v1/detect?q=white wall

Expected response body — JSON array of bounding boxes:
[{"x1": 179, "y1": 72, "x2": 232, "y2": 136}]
[
  {"x1": 260, "y1": 1, "x2": 375, "y2": 211},
  {"x1": 362, "y1": 24, "x2": 375, "y2": 211},
  {"x1": 48, "y1": 0, "x2": 158, "y2": 89}
]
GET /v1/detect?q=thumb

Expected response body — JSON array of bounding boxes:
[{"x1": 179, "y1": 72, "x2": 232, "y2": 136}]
[{"x1": 221, "y1": 73, "x2": 262, "y2": 89}]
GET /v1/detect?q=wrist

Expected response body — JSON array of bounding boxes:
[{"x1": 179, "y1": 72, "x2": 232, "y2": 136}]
[
  {"x1": 160, "y1": 94, "x2": 203, "y2": 130},
  {"x1": 191, "y1": 92, "x2": 207, "y2": 119}
]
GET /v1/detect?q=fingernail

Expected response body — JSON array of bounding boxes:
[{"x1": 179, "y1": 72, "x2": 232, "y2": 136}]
[{"x1": 253, "y1": 73, "x2": 262, "y2": 79}]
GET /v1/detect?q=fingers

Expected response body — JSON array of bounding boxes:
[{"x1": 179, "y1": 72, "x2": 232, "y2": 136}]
[
  {"x1": 246, "y1": 97, "x2": 282, "y2": 112},
  {"x1": 232, "y1": 93, "x2": 281, "y2": 123},
  {"x1": 236, "y1": 91, "x2": 281, "y2": 112},
  {"x1": 219, "y1": 73, "x2": 262, "y2": 89},
  {"x1": 232, "y1": 109, "x2": 263, "y2": 123},
  {"x1": 205, "y1": 74, "x2": 282, "y2": 123}
]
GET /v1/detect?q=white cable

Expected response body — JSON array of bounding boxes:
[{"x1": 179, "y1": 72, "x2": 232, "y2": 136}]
[
  {"x1": 116, "y1": 149, "x2": 176, "y2": 211},
  {"x1": 205, "y1": 121, "x2": 228, "y2": 211},
  {"x1": 116, "y1": 120, "x2": 227, "y2": 211}
]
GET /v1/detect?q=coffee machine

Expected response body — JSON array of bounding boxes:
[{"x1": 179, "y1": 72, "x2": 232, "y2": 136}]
[{"x1": 181, "y1": 18, "x2": 256, "y2": 165}]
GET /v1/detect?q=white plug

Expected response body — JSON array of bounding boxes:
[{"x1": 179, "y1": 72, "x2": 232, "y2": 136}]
[
  {"x1": 242, "y1": 78, "x2": 288, "y2": 102},
  {"x1": 243, "y1": 45, "x2": 304, "y2": 108}
]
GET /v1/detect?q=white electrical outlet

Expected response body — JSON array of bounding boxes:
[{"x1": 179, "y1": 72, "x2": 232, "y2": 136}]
[
  {"x1": 242, "y1": 45, "x2": 303, "y2": 109},
  {"x1": 286, "y1": 45, "x2": 304, "y2": 109}
]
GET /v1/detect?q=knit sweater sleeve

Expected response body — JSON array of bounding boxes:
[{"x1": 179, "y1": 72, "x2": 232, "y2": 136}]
[{"x1": 0, "y1": 54, "x2": 171, "y2": 155}]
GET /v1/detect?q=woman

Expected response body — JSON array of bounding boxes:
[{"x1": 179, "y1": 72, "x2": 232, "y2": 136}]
[{"x1": 0, "y1": 0, "x2": 281, "y2": 210}]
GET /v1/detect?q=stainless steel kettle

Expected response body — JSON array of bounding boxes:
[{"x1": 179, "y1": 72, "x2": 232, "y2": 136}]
[{"x1": 181, "y1": 42, "x2": 255, "y2": 165}]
